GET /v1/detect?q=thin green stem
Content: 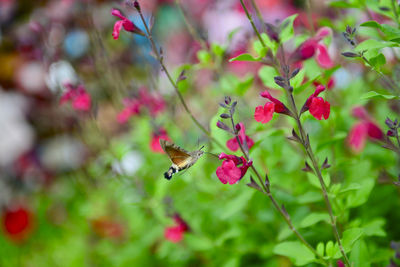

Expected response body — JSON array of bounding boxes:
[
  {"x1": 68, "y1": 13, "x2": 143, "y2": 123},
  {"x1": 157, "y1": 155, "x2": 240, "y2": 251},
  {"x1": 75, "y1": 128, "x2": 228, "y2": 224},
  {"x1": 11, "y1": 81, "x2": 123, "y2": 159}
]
[
  {"x1": 228, "y1": 109, "x2": 327, "y2": 265},
  {"x1": 239, "y1": 0, "x2": 266, "y2": 47},
  {"x1": 135, "y1": 4, "x2": 226, "y2": 151},
  {"x1": 279, "y1": 58, "x2": 351, "y2": 266},
  {"x1": 249, "y1": 0, "x2": 267, "y2": 33},
  {"x1": 391, "y1": 0, "x2": 400, "y2": 28}
]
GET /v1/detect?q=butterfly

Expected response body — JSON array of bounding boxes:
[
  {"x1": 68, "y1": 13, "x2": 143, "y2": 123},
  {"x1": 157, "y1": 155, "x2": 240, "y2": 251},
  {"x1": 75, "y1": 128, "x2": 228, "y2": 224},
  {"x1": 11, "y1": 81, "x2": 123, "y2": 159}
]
[{"x1": 160, "y1": 139, "x2": 204, "y2": 180}]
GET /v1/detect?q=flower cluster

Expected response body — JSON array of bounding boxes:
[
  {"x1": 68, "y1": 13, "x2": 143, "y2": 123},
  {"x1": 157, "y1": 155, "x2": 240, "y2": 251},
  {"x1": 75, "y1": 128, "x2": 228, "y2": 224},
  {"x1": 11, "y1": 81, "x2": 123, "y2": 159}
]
[
  {"x1": 216, "y1": 153, "x2": 252, "y2": 185},
  {"x1": 164, "y1": 214, "x2": 189, "y2": 243},
  {"x1": 150, "y1": 128, "x2": 170, "y2": 153},
  {"x1": 117, "y1": 87, "x2": 166, "y2": 124},
  {"x1": 60, "y1": 83, "x2": 91, "y2": 111}
]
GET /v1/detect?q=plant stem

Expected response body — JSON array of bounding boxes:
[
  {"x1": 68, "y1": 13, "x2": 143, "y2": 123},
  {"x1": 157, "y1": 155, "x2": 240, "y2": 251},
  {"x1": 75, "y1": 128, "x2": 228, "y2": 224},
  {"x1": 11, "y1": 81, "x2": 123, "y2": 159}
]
[
  {"x1": 134, "y1": 4, "x2": 226, "y2": 151},
  {"x1": 391, "y1": 0, "x2": 400, "y2": 28},
  {"x1": 239, "y1": 0, "x2": 266, "y2": 47},
  {"x1": 249, "y1": 0, "x2": 267, "y2": 33},
  {"x1": 228, "y1": 110, "x2": 327, "y2": 265},
  {"x1": 280, "y1": 59, "x2": 351, "y2": 267}
]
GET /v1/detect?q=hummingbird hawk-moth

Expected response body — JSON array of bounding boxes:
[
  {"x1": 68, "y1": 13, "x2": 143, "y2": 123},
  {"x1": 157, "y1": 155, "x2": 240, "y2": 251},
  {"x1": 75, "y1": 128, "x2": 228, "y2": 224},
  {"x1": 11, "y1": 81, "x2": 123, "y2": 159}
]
[{"x1": 160, "y1": 139, "x2": 204, "y2": 180}]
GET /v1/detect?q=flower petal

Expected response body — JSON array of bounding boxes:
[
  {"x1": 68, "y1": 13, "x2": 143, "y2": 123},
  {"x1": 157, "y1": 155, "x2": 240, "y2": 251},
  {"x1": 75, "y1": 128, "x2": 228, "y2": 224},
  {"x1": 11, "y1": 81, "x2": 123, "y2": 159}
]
[
  {"x1": 316, "y1": 43, "x2": 334, "y2": 69},
  {"x1": 112, "y1": 20, "x2": 123, "y2": 40},
  {"x1": 254, "y1": 102, "x2": 275, "y2": 123}
]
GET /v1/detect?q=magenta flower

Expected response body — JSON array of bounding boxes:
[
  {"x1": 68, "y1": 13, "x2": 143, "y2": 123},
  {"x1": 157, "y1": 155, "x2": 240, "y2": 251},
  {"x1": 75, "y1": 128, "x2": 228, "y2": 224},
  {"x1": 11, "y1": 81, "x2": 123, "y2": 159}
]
[
  {"x1": 301, "y1": 85, "x2": 330, "y2": 120},
  {"x1": 255, "y1": 90, "x2": 291, "y2": 124},
  {"x1": 226, "y1": 122, "x2": 254, "y2": 151},
  {"x1": 294, "y1": 27, "x2": 334, "y2": 69},
  {"x1": 216, "y1": 153, "x2": 252, "y2": 185},
  {"x1": 117, "y1": 99, "x2": 141, "y2": 124},
  {"x1": 60, "y1": 83, "x2": 91, "y2": 111},
  {"x1": 164, "y1": 214, "x2": 189, "y2": 243},
  {"x1": 347, "y1": 106, "x2": 384, "y2": 153},
  {"x1": 111, "y1": 8, "x2": 144, "y2": 40}
]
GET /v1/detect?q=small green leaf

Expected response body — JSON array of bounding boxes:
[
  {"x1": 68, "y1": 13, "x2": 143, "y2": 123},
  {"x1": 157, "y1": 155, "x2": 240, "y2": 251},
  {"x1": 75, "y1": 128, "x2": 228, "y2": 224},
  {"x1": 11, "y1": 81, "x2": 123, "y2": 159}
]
[
  {"x1": 300, "y1": 213, "x2": 330, "y2": 228},
  {"x1": 316, "y1": 242, "x2": 325, "y2": 258},
  {"x1": 363, "y1": 219, "x2": 386, "y2": 237},
  {"x1": 355, "y1": 39, "x2": 398, "y2": 52},
  {"x1": 361, "y1": 91, "x2": 398, "y2": 100},
  {"x1": 369, "y1": 53, "x2": 386, "y2": 69},
  {"x1": 273, "y1": 241, "x2": 316, "y2": 265},
  {"x1": 360, "y1": 20, "x2": 382, "y2": 29},
  {"x1": 229, "y1": 53, "x2": 261, "y2": 62},
  {"x1": 279, "y1": 14, "x2": 298, "y2": 43},
  {"x1": 197, "y1": 50, "x2": 212, "y2": 64},
  {"x1": 333, "y1": 228, "x2": 364, "y2": 257},
  {"x1": 350, "y1": 240, "x2": 370, "y2": 267},
  {"x1": 211, "y1": 43, "x2": 225, "y2": 57},
  {"x1": 325, "y1": 240, "x2": 335, "y2": 258}
]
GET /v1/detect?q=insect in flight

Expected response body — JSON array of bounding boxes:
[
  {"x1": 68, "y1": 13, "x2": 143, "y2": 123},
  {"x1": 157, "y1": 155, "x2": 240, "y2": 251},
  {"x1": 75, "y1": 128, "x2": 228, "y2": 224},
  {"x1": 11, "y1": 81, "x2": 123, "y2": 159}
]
[{"x1": 160, "y1": 139, "x2": 204, "y2": 180}]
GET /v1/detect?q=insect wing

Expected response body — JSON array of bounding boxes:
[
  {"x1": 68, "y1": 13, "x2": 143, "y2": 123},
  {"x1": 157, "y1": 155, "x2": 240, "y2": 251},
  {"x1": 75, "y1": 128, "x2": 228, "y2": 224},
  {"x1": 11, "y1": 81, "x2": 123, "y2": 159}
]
[{"x1": 160, "y1": 140, "x2": 192, "y2": 167}]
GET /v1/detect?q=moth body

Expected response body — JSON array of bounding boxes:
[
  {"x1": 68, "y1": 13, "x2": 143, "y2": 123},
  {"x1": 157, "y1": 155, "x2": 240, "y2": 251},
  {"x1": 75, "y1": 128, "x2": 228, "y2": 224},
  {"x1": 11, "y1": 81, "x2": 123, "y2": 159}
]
[{"x1": 160, "y1": 140, "x2": 204, "y2": 180}]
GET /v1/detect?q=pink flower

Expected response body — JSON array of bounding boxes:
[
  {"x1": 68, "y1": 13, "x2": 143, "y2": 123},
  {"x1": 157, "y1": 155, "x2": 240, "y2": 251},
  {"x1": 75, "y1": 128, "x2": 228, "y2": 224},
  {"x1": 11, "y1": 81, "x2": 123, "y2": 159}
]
[
  {"x1": 138, "y1": 87, "x2": 165, "y2": 117},
  {"x1": 164, "y1": 214, "x2": 189, "y2": 243},
  {"x1": 117, "y1": 99, "x2": 141, "y2": 124},
  {"x1": 111, "y1": 8, "x2": 144, "y2": 40},
  {"x1": 226, "y1": 122, "x2": 254, "y2": 151},
  {"x1": 301, "y1": 85, "x2": 330, "y2": 120},
  {"x1": 150, "y1": 128, "x2": 170, "y2": 153},
  {"x1": 337, "y1": 260, "x2": 345, "y2": 267},
  {"x1": 60, "y1": 83, "x2": 91, "y2": 111},
  {"x1": 294, "y1": 27, "x2": 334, "y2": 69},
  {"x1": 216, "y1": 153, "x2": 252, "y2": 185},
  {"x1": 260, "y1": 90, "x2": 290, "y2": 114},
  {"x1": 347, "y1": 107, "x2": 384, "y2": 153}
]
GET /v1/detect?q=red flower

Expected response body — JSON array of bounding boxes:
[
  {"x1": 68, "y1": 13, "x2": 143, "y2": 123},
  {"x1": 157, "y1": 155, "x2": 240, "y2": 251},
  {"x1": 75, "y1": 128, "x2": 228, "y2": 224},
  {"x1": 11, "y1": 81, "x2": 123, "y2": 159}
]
[
  {"x1": 254, "y1": 102, "x2": 275, "y2": 124},
  {"x1": 226, "y1": 122, "x2": 254, "y2": 151},
  {"x1": 301, "y1": 85, "x2": 330, "y2": 120},
  {"x1": 294, "y1": 27, "x2": 334, "y2": 69},
  {"x1": 138, "y1": 87, "x2": 165, "y2": 117},
  {"x1": 164, "y1": 214, "x2": 189, "y2": 243},
  {"x1": 347, "y1": 107, "x2": 384, "y2": 153},
  {"x1": 260, "y1": 90, "x2": 290, "y2": 114},
  {"x1": 216, "y1": 153, "x2": 252, "y2": 185},
  {"x1": 150, "y1": 128, "x2": 170, "y2": 153},
  {"x1": 111, "y1": 8, "x2": 144, "y2": 40},
  {"x1": 3, "y1": 205, "x2": 33, "y2": 242},
  {"x1": 337, "y1": 260, "x2": 345, "y2": 267},
  {"x1": 60, "y1": 83, "x2": 91, "y2": 111}
]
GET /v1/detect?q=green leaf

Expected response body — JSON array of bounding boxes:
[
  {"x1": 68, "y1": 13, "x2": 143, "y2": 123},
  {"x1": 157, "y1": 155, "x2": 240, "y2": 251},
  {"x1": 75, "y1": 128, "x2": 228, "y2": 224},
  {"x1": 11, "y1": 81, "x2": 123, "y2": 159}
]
[
  {"x1": 329, "y1": 1, "x2": 360, "y2": 8},
  {"x1": 363, "y1": 218, "x2": 386, "y2": 237},
  {"x1": 211, "y1": 43, "x2": 225, "y2": 57},
  {"x1": 300, "y1": 213, "x2": 330, "y2": 228},
  {"x1": 369, "y1": 53, "x2": 386, "y2": 69},
  {"x1": 229, "y1": 53, "x2": 261, "y2": 62},
  {"x1": 297, "y1": 191, "x2": 323, "y2": 204},
  {"x1": 273, "y1": 241, "x2": 316, "y2": 266},
  {"x1": 316, "y1": 242, "x2": 325, "y2": 258},
  {"x1": 185, "y1": 235, "x2": 214, "y2": 251},
  {"x1": 325, "y1": 240, "x2": 335, "y2": 258},
  {"x1": 197, "y1": 50, "x2": 212, "y2": 64},
  {"x1": 279, "y1": 14, "x2": 298, "y2": 43},
  {"x1": 346, "y1": 178, "x2": 374, "y2": 208},
  {"x1": 335, "y1": 228, "x2": 364, "y2": 256},
  {"x1": 360, "y1": 20, "x2": 382, "y2": 29},
  {"x1": 258, "y1": 65, "x2": 280, "y2": 89},
  {"x1": 350, "y1": 240, "x2": 370, "y2": 267},
  {"x1": 361, "y1": 91, "x2": 398, "y2": 100},
  {"x1": 355, "y1": 39, "x2": 398, "y2": 52}
]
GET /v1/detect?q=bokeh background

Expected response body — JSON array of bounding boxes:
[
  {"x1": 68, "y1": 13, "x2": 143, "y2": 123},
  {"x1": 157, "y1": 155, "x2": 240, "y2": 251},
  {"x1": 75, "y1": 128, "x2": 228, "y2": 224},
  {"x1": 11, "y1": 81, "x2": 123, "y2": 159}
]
[{"x1": 1, "y1": 0, "x2": 400, "y2": 266}]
